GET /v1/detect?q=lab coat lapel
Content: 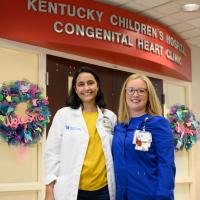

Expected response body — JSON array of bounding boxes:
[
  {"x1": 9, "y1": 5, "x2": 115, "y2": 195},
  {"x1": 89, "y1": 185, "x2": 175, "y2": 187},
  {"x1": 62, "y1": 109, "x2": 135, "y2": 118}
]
[
  {"x1": 76, "y1": 107, "x2": 88, "y2": 133},
  {"x1": 97, "y1": 106, "x2": 104, "y2": 120},
  {"x1": 75, "y1": 106, "x2": 104, "y2": 134}
]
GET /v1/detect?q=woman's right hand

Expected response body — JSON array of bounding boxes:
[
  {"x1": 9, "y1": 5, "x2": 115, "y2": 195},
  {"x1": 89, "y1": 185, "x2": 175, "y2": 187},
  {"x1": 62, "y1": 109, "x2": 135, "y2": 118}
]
[
  {"x1": 44, "y1": 182, "x2": 55, "y2": 200},
  {"x1": 45, "y1": 192, "x2": 55, "y2": 200}
]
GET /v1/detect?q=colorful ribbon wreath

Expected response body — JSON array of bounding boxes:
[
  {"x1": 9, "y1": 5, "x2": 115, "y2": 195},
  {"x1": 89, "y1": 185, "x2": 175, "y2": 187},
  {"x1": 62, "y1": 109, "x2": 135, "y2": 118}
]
[
  {"x1": 167, "y1": 104, "x2": 200, "y2": 150},
  {"x1": 0, "y1": 80, "x2": 51, "y2": 146}
]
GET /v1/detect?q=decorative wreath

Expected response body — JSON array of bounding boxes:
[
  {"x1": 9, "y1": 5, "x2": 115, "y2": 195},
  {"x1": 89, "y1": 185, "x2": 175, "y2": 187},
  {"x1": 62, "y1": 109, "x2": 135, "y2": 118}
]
[
  {"x1": 0, "y1": 80, "x2": 51, "y2": 146},
  {"x1": 167, "y1": 104, "x2": 200, "y2": 151}
]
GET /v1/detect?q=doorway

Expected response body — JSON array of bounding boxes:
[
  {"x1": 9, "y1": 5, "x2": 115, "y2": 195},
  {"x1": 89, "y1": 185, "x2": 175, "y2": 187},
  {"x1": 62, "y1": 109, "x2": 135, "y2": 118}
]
[{"x1": 46, "y1": 55, "x2": 164, "y2": 130}]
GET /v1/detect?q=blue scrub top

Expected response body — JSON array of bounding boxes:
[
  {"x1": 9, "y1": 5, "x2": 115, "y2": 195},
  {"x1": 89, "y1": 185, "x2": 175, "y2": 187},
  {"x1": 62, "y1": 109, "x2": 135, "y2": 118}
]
[{"x1": 112, "y1": 114, "x2": 176, "y2": 200}]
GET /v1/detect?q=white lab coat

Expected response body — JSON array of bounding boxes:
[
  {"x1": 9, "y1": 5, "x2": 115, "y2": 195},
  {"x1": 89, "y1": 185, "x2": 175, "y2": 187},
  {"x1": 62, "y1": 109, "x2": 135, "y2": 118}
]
[{"x1": 44, "y1": 106, "x2": 117, "y2": 200}]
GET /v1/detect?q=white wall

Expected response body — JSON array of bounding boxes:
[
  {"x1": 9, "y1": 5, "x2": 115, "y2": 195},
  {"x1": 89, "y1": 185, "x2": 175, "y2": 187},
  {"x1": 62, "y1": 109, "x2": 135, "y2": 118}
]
[
  {"x1": 191, "y1": 46, "x2": 200, "y2": 118},
  {"x1": 191, "y1": 45, "x2": 200, "y2": 200}
]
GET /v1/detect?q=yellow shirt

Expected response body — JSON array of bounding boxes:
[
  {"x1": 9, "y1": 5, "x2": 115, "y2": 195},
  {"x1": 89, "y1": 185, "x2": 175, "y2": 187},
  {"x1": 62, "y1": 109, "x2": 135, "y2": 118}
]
[{"x1": 79, "y1": 111, "x2": 107, "y2": 190}]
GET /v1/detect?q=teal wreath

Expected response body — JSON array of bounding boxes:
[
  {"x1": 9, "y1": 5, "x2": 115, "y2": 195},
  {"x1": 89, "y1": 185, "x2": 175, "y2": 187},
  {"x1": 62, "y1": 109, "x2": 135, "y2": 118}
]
[
  {"x1": 0, "y1": 80, "x2": 51, "y2": 146},
  {"x1": 167, "y1": 104, "x2": 200, "y2": 150}
]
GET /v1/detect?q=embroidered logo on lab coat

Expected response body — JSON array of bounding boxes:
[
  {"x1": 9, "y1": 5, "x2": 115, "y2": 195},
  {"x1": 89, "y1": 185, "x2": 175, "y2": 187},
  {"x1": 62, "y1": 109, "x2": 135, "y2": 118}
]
[{"x1": 65, "y1": 125, "x2": 81, "y2": 131}]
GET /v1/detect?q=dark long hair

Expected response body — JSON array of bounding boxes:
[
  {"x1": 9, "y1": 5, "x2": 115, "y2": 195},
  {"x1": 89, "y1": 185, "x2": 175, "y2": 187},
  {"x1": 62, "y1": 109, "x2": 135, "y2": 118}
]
[{"x1": 66, "y1": 66, "x2": 106, "y2": 109}]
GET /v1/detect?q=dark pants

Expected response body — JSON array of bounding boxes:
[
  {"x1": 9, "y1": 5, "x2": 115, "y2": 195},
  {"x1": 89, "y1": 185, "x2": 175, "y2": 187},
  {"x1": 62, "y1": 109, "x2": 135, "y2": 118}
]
[{"x1": 77, "y1": 185, "x2": 110, "y2": 200}]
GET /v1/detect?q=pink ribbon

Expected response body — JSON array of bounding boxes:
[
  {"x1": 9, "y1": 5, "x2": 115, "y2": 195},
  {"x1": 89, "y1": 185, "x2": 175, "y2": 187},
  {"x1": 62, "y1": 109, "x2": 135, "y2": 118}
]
[{"x1": 175, "y1": 122, "x2": 197, "y2": 139}]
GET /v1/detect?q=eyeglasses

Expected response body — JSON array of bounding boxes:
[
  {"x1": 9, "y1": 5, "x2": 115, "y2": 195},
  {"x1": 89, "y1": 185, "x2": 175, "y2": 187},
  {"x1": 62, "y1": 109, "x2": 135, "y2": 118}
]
[{"x1": 125, "y1": 87, "x2": 147, "y2": 96}]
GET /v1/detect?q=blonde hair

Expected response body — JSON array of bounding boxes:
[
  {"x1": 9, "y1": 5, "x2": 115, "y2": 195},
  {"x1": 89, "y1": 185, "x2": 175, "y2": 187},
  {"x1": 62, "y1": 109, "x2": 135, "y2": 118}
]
[{"x1": 118, "y1": 74, "x2": 162, "y2": 123}]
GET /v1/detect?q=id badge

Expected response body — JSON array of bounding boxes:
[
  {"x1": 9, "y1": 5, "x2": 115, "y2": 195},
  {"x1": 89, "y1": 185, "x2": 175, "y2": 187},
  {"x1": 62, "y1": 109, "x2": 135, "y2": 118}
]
[{"x1": 133, "y1": 130, "x2": 152, "y2": 151}]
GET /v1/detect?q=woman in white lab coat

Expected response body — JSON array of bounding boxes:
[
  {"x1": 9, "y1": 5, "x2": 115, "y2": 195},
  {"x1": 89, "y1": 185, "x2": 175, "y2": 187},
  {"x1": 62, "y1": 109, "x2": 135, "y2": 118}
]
[{"x1": 44, "y1": 67, "x2": 116, "y2": 200}]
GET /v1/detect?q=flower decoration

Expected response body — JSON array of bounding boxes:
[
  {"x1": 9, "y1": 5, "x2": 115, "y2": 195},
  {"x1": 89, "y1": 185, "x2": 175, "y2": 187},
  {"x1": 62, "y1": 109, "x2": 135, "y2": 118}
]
[
  {"x1": 167, "y1": 104, "x2": 200, "y2": 151},
  {"x1": 0, "y1": 80, "x2": 51, "y2": 146}
]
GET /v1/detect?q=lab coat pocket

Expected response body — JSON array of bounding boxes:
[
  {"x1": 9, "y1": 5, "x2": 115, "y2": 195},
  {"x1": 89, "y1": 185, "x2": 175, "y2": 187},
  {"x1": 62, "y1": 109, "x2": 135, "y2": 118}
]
[{"x1": 54, "y1": 176, "x2": 67, "y2": 200}]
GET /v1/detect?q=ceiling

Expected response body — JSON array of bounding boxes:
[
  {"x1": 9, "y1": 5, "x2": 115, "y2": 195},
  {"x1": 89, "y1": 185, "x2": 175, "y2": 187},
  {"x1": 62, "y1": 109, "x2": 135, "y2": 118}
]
[{"x1": 96, "y1": 0, "x2": 200, "y2": 48}]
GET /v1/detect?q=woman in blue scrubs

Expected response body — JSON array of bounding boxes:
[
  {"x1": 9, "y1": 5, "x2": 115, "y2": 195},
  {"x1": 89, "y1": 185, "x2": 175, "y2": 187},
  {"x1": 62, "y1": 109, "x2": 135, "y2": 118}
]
[{"x1": 112, "y1": 74, "x2": 176, "y2": 200}]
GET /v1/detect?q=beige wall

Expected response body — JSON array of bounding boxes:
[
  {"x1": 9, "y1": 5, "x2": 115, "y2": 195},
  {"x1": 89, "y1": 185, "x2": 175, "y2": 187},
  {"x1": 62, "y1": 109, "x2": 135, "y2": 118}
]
[
  {"x1": 0, "y1": 46, "x2": 43, "y2": 200},
  {"x1": 0, "y1": 47, "x2": 38, "y2": 82},
  {"x1": 163, "y1": 45, "x2": 200, "y2": 200},
  {"x1": 163, "y1": 80, "x2": 192, "y2": 199},
  {"x1": 191, "y1": 45, "x2": 200, "y2": 200}
]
